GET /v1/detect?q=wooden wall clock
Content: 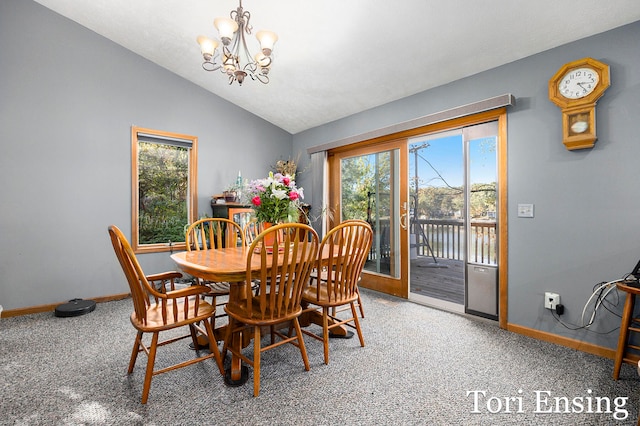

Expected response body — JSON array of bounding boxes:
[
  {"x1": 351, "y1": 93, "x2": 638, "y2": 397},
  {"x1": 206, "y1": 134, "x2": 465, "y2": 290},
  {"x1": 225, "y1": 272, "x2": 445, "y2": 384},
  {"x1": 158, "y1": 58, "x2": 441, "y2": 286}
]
[{"x1": 548, "y1": 57, "x2": 610, "y2": 150}]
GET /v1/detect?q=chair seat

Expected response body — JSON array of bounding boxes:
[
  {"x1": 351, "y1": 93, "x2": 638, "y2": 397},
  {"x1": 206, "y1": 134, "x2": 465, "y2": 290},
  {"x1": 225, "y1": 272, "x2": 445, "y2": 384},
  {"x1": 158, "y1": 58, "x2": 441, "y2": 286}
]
[
  {"x1": 309, "y1": 269, "x2": 365, "y2": 318},
  {"x1": 131, "y1": 299, "x2": 216, "y2": 332},
  {"x1": 302, "y1": 285, "x2": 359, "y2": 307},
  {"x1": 226, "y1": 295, "x2": 302, "y2": 325}
]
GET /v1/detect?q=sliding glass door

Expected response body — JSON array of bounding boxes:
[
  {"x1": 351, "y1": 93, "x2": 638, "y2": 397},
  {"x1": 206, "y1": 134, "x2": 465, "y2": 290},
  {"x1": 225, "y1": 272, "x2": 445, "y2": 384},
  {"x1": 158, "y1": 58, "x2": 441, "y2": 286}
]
[
  {"x1": 325, "y1": 109, "x2": 507, "y2": 326},
  {"x1": 407, "y1": 122, "x2": 498, "y2": 319},
  {"x1": 329, "y1": 140, "x2": 408, "y2": 297},
  {"x1": 408, "y1": 130, "x2": 465, "y2": 312}
]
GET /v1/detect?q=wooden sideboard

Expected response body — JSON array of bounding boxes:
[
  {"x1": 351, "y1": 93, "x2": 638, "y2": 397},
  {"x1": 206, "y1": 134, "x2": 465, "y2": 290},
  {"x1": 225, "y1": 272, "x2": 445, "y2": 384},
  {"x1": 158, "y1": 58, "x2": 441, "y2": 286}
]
[{"x1": 210, "y1": 201, "x2": 254, "y2": 229}]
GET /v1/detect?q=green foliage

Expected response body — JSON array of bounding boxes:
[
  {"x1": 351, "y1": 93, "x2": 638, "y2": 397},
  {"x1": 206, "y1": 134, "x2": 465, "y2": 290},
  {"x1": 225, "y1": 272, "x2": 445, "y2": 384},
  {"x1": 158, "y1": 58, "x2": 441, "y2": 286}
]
[
  {"x1": 340, "y1": 152, "x2": 391, "y2": 222},
  {"x1": 138, "y1": 142, "x2": 189, "y2": 244},
  {"x1": 414, "y1": 186, "x2": 464, "y2": 219},
  {"x1": 411, "y1": 183, "x2": 496, "y2": 220},
  {"x1": 139, "y1": 209, "x2": 187, "y2": 244},
  {"x1": 469, "y1": 183, "x2": 496, "y2": 219}
]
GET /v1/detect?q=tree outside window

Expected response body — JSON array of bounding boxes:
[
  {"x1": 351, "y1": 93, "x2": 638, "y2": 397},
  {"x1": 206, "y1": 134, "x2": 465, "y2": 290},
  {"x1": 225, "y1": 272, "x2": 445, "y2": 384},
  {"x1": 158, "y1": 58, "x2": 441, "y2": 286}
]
[{"x1": 131, "y1": 127, "x2": 197, "y2": 253}]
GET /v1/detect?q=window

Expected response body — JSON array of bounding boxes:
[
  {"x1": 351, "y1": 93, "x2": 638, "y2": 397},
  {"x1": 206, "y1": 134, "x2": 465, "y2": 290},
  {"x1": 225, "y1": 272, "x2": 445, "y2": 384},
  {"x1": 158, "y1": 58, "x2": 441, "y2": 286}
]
[{"x1": 131, "y1": 126, "x2": 197, "y2": 253}]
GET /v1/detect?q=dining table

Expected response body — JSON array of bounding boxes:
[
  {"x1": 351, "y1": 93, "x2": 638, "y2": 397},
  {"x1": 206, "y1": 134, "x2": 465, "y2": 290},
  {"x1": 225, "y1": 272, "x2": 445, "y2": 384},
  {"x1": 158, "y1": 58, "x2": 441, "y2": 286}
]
[{"x1": 170, "y1": 244, "x2": 349, "y2": 386}]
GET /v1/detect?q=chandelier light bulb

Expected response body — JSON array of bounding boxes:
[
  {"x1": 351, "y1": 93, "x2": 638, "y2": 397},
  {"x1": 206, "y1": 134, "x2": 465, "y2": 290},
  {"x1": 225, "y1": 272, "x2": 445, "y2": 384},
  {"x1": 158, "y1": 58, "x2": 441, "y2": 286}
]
[
  {"x1": 214, "y1": 17, "x2": 238, "y2": 45},
  {"x1": 196, "y1": 35, "x2": 218, "y2": 59},
  {"x1": 256, "y1": 30, "x2": 278, "y2": 56}
]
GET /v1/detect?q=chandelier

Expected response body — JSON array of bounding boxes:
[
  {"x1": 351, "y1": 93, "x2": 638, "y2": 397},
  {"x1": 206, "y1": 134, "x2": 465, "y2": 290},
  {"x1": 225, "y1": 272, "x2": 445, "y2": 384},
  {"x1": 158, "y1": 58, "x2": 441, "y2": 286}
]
[{"x1": 196, "y1": 0, "x2": 278, "y2": 86}]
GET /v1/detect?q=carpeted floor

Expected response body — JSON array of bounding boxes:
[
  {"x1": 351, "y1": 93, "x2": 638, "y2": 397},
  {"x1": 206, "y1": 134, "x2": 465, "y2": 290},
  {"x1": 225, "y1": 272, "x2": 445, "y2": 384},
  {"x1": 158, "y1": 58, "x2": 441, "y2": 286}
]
[{"x1": 1, "y1": 289, "x2": 638, "y2": 425}]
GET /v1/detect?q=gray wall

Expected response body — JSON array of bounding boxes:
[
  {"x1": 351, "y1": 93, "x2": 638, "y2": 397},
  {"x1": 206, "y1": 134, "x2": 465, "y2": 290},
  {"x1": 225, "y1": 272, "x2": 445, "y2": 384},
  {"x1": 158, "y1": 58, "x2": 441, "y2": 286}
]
[
  {"x1": 0, "y1": 1, "x2": 292, "y2": 310},
  {"x1": 293, "y1": 22, "x2": 640, "y2": 350}
]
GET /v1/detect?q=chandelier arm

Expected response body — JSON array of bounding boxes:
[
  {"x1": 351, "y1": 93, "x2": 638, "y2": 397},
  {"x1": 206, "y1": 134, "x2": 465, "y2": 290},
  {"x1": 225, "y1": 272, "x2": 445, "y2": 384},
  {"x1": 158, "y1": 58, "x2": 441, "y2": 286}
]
[
  {"x1": 260, "y1": 56, "x2": 272, "y2": 68},
  {"x1": 254, "y1": 73, "x2": 269, "y2": 84},
  {"x1": 239, "y1": 29, "x2": 257, "y2": 72},
  {"x1": 242, "y1": 11, "x2": 252, "y2": 35},
  {"x1": 230, "y1": 3, "x2": 241, "y2": 25},
  {"x1": 203, "y1": 62, "x2": 220, "y2": 72}
]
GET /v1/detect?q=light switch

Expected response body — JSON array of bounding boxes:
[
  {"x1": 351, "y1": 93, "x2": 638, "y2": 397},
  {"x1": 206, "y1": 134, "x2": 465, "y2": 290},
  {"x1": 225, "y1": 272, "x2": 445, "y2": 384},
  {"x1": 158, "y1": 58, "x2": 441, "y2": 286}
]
[{"x1": 517, "y1": 203, "x2": 534, "y2": 218}]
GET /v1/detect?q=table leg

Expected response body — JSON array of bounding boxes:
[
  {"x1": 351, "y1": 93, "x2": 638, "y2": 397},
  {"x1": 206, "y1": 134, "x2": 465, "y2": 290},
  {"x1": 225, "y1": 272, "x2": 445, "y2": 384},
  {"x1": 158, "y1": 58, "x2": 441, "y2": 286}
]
[
  {"x1": 224, "y1": 327, "x2": 249, "y2": 386},
  {"x1": 224, "y1": 281, "x2": 250, "y2": 386}
]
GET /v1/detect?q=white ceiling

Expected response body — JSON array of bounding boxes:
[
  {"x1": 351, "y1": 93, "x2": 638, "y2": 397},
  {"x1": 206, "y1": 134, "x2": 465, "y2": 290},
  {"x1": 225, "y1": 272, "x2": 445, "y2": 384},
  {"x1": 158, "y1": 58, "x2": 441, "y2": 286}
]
[{"x1": 34, "y1": 0, "x2": 640, "y2": 134}]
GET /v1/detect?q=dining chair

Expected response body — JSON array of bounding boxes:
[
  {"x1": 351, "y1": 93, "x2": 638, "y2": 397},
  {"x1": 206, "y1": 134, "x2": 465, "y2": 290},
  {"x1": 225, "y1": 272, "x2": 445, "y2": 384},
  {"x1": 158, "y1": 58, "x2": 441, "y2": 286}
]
[
  {"x1": 185, "y1": 218, "x2": 245, "y2": 330},
  {"x1": 334, "y1": 219, "x2": 371, "y2": 318},
  {"x1": 308, "y1": 219, "x2": 370, "y2": 320},
  {"x1": 222, "y1": 222, "x2": 319, "y2": 396},
  {"x1": 301, "y1": 220, "x2": 373, "y2": 365},
  {"x1": 108, "y1": 225, "x2": 224, "y2": 404},
  {"x1": 243, "y1": 218, "x2": 264, "y2": 245}
]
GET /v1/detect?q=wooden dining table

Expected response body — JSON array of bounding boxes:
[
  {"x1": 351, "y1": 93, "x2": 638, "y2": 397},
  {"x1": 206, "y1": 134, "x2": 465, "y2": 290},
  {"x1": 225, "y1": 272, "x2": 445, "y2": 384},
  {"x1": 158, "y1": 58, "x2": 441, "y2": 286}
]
[{"x1": 170, "y1": 244, "x2": 348, "y2": 386}]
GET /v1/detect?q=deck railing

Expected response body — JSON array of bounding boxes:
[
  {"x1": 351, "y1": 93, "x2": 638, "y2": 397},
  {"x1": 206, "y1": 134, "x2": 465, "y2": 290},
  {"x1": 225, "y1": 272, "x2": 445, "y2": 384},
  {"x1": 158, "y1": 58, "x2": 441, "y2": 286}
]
[
  {"x1": 413, "y1": 219, "x2": 497, "y2": 265},
  {"x1": 367, "y1": 218, "x2": 497, "y2": 266}
]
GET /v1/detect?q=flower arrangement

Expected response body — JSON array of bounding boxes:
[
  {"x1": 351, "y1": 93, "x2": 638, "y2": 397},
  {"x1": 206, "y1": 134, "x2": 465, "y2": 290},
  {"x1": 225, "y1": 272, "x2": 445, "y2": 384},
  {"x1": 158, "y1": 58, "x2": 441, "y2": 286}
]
[{"x1": 247, "y1": 172, "x2": 304, "y2": 224}]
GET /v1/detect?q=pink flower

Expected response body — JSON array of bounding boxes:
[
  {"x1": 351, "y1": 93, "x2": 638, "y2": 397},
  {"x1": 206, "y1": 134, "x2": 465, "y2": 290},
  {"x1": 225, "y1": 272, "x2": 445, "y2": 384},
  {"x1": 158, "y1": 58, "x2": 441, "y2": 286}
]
[
  {"x1": 282, "y1": 176, "x2": 291, "y2": 186},
  {"x1": 251, "y1": 196, "x2": 262, "y2": 206},
  {"x1": 289, "y1": 191, "x2": 299, "y2": 201}
]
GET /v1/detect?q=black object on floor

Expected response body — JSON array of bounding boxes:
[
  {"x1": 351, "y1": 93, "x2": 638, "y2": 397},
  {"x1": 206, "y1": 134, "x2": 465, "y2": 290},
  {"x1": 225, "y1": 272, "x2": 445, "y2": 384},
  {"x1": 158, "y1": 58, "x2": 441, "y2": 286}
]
[
  {"x1": 329, "y1": 330, "x2": 354, "y2": 339},
  {"x1": 54, "y1": 298, "x2": 96, "y2": 317},
  {"x1": 224, "y1": 366, "x2": 249, "y2": 387}
]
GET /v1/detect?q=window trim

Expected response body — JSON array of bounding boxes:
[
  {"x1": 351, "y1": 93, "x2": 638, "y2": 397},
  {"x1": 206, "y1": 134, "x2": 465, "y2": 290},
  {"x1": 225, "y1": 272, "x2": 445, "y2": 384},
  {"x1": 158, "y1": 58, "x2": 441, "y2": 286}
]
[{"x1": 131, "y1": 126, "x2": 198, "y2": 253}]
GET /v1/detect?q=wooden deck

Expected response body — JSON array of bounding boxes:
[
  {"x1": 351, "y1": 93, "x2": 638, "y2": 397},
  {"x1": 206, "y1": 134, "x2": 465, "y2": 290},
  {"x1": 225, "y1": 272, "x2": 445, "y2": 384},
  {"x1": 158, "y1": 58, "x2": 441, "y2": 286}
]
[{"x1": 410, "y1": 257, "x2": 464, "y2": 305}]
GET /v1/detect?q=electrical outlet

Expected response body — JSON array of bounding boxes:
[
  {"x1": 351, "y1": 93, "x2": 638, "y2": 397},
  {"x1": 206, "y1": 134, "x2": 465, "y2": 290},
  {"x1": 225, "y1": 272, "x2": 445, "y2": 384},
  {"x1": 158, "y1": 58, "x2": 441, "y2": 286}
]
[{"x1": 544, "y1": 292, "x2": 560, "y2": 310}]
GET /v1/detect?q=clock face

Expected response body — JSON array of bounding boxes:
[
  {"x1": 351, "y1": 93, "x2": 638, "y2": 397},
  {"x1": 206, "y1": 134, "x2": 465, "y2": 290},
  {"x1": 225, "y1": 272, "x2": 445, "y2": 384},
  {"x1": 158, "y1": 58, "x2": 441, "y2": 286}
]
[{"x1": 558, "y1": 67, "x2": 600, "y2": 99}]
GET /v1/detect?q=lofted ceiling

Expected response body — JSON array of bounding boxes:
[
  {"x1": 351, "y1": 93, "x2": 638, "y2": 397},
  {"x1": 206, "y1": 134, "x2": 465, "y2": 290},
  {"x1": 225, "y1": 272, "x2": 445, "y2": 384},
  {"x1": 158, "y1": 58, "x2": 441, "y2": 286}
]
[{"x1": 34, "y1": 0, "x2": 640, "y2": 134}]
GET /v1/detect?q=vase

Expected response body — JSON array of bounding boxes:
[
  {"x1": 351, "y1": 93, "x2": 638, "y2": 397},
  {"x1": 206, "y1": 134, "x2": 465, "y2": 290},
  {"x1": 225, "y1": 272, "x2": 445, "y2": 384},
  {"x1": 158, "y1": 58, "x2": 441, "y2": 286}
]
[
  {"x1": 262, "y1": 222, "x2": 277, "y2": 249},
  {"x1": 223, "y1": 191, "x2": 237, "y2": 202}
]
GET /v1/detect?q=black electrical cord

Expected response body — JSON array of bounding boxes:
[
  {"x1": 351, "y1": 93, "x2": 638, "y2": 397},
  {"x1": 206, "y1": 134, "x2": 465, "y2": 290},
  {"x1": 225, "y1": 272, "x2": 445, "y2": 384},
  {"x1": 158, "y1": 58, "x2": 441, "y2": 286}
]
[
  {"x1": 548, "y1": 279, "x2": 624, "y2": 334},
  {"x1": 550, "y1": 308, "x2": 620, "y2": 334}
]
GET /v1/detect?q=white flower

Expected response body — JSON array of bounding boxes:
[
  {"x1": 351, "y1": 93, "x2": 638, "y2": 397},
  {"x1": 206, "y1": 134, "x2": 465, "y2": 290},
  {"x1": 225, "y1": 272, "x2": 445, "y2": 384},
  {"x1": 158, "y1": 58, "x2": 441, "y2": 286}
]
[{"x1": 271, "y1": 188, "x2": 288, "y2": 200}]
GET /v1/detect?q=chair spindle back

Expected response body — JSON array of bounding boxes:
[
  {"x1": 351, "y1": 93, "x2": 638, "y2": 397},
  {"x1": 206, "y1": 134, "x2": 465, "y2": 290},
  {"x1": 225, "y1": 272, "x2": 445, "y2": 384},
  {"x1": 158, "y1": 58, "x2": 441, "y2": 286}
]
[
  {"x1": 316, "y1": 221, "x2": 373, "y2": 304},
  {"x1": 185, "y1": 218, "x2": 245, "y2": 251},
  {"x1": 246, "y1": 223, "x2": 319, "y2": 321}
]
